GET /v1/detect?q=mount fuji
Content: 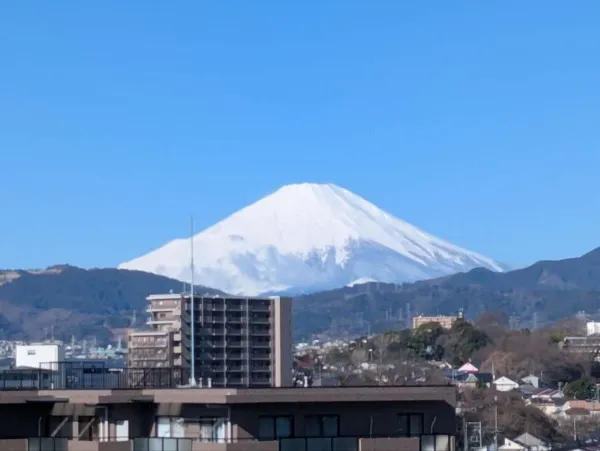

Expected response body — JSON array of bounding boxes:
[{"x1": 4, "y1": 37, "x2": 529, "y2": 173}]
[{"x1": 118, "y1": 183, "x2": 507, "y2": 295}]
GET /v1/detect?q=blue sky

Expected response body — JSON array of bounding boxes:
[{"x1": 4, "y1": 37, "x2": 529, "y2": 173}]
[{"x1": 1, "y1": 1, "x2": 599, "y2": 270}]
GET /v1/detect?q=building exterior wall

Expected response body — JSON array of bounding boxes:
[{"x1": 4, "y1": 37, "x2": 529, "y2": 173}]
[
  {"x1": 15, "y1": 343, "x2": 65, "y2": 369},
  {"x1": 128, "y1": 295, "x2": 183, "y2": 369},
  {"x1": 272, "y1": 296, "x2": 293, "y2": 387},
  {"x1": 412, "y1": 316, "x2": 458, "y2": 330},
  {"x1": 129, "y1": 293, "x2": 293, "y2": 388},
  {"x1": 0, "y1": 385, "x2": 456, "y2": 451},
  {"x1": 231, "y1": 400, "x2": 456, "y2": 440}
]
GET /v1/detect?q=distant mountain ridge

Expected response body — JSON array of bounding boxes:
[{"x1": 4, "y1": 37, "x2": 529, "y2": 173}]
[
  {"x1": 1, "y1": 248, "x2": 598, "y2": 342},
  {"x1": 119, "y1": 182, "x2": 506, "y2": 295},
  {"x1": 421, "y1": 247, "x2": 600, "y2": 291},
  {"x1": 291, "y1": 247, "x2": 600, "y2": 339},
  {"x1": 0, "y1": 266, "x2": 223, "y2": 341}
]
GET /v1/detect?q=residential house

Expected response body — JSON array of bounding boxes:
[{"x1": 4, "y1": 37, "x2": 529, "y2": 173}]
[
  {"x1": 519, "y1": 384, "x2": 540, "y2": 399},
  {"x1": 456, "y1": 373, "x2": 493, "y2": 390},
  {"x1": 499, "y1": 437, "x2": 527, "y2": 451},
  {"x1": 459, "y1": 373, "x2": 480, "y2": 390},
  {"x1": 521, "y1": 375, "x2": 540, "y2": 388},
  {"x1": 527, "y1": 388, "x2": 565, "y2": 416},
  {"x1": 493, "y1": 376, "x2": 519, "y2": 392},
  {"x1": 498, "y1": 433, "x2": 550, "y2": 451},
  {"x1": 561, "y1": 400, "x2": 600, "y2": 419},
  {"x1": 513, "y1": 432, "x2": 550, "y2": 451},
  {"x1": 458, "y1": 363, "x2": 479, "y2": 374}
]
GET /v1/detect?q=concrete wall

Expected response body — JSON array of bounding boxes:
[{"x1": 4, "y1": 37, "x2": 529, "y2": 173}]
[
  {"x1": 0, "y1": 398, "x2": 454, "y2": 440},
  {"x1": 232, "y1": 400, "x2": 455, "y2": 440},
  {"x1": 272, "y1": 296, "x2": 293, "y2": 387}
]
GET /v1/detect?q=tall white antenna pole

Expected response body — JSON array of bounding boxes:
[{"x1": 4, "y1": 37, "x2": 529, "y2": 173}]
[{"x1": 189, "y1": 216, "x2": 196, "y2": 385}]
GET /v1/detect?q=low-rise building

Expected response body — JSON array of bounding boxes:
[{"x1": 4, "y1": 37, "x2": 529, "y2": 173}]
[
  {"x1": 412, "y1": 312, "x2": 461, "y2": 330},
  {"x1": 0, "y1": 381, "x2": 457, "y2": 451},
  {"x1": 560, "y1": 336, "x2": 600, "y2": 359},
  {"x1": 492, "y1": 376, "x2": 519, "y2": 392},
  {"x1": 15, "y1": 342, "x2": 65, "y2": 369}
]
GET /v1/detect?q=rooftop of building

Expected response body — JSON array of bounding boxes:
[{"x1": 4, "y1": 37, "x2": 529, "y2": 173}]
[
  {"x1": 0, "y1": 383, "x2": 457, "y2": 406},
  {"x1": 146, "y1": 293, "x2": 289, "y2": 301},
  {"x1": 0, "y1": 363, "x2": 455, "y2": 405}
]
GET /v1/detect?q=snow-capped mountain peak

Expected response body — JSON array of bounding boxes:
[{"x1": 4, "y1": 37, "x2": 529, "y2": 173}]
[{"x1": 118, "y1": 183, "x2": 506, "y2": 295}]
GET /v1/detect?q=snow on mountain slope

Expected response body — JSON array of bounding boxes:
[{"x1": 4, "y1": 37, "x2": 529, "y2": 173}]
[
  {"x1": 347, "y1": 277, "x2": 379, "y2": 287},
  {"x1": 118, "y1": 183, "x2": 506, "y2": 295}
]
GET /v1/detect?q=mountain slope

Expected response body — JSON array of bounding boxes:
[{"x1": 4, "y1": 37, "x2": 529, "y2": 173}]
[
  {"x1": 292, "y1": 247, "x2": 600, "y2": 339},
  {"x1": 427, "y1": 247, "x2": 600, "y2": 291},
  {"x1": 2, "y1": 248, "x2": 598, "y2": 342},
  {"x1": 119, "y1": 183, "x2": 506, "y2": 295},
  {"x1": 0, "y1": 266, "x2": 223, "y2": 341}
]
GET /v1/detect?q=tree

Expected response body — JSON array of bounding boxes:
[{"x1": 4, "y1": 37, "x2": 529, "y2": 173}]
[
  {"x1": 410, "y1": 322, "x2": 446, "y2": 359},
  {"x1": 564, "y1": 378, "x2": 596, "y2": 400},
  {"x1": 442, "y1": 319, "x2": 490, "y2": 365},
  {"x1": 543, "y1": 362, "x2": 585, "y2": 388},
  {"x1": 325, "y1": 347, "x2": 351, "y2": 365},
  {"x1": 476, "y1": 311, "x2": 509, "y2": 328},
  {"x1": 372, "y1": 331, "x2": 399, "y2": 364},
  {"x1": 337, "y1": 348, "x2": 368, "y2": 386},
  {"x1": 461, "y1": 389, "x2": 562, "y2": 443}
]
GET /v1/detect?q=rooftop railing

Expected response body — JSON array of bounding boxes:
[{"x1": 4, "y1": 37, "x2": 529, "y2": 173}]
[
  {"x1": 0, "y1": 362, "x2": 453, "y2": 391},
  {"x1": 0, "y1": 362, "x2": 192, "y2": 390},
  {"x1": 21, "y1": 436, "x2": 456, "y2": 451}
]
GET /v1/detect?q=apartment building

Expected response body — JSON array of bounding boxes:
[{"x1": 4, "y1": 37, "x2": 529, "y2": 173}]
[
  {"x1": 128, "y1": 294, "x2": 183, "y2": 369},
  {"x1": 412, "y1": 310, "x2": 464, "y2": 330},
  {"x1": 0, "y1": 383, "x2": 457, "y2": 451},
  {"x1": 128, "y1": 293, "x2": 293, "y2": 387}
]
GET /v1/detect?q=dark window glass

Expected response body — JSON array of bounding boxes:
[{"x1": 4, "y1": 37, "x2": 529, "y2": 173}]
[
  {"x1": 322, "y1": 416, "x2": 339, "y2": 437},
  {"x1": 304, "y1": 415, "x2": 340, "y2": 438},
  {"x1": 276, "y1": 417, "x2": 293, "y2": 438},
  {"x1": 258, "y1": 417, "x2": 275, "y2": 440},
  {"x1": 305, "y1": 417, "x2": 321, "y2": 437},
  {"x1": 410, "y1": 414, "x2": 424, "y2": 436},
  {"x1": 397, "y1": 414, "x2": 424, "y2": 437},
  {"x1": 258, "y1": 416, "x2": 293, "y2": 440}
]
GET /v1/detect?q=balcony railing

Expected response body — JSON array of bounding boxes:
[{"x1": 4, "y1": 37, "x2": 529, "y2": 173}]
[
  {"x1": 0, "y1": 363, "x2": 192, "y2": 390},
  {"x1": 19, "y1": 435, "x2": 452, "y2": 451},
  {"x1": 28, "y1": 438, "x2": 68, "y2": 451},
  {"x1": 133, "y1": 438, "x2": 192, "y2": 451},
  {"x1": 280, "y1": 437, "x2": 358, "y2": 451},
  {"x1": 131, "y1": 437, "x2": 360, "y2": 451}
]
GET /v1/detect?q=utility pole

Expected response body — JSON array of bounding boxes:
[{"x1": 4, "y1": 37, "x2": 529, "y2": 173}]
[
  {"x1": 494, "y1": 395, "x2": 499, "y2": 450},
  {"x1": 189, "y1": 216, "x2": 196, "y2": 386},
  {"x1": 463, "y1": 415, "x2": 468, "y2": 451}
]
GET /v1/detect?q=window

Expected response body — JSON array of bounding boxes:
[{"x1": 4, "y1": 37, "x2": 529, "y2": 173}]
[
  {"x1": 421, "y1": 435, "x2": 451, "y2": 451},
  {"x1": 49, "y1": 416, "x2": 73, "y2": 438},
  {"x1": 115, "y1": 420, "x2": 129, "y2": 442},
  {"x1": 78, "y1": 416, "x2": 95, "y2": 441},
  {"x1": 304, "y1": 415, "x2": 340, "y2": 437},
  {"x1": 396, "y1": 414, "x2": 424, "y2": 437},
  {"x1": 258, "y1": 416, "x2": 293, "y2": 440},
  {"x1": 155, "y1": 417, "x2": 185, "y2": 438},
  {"x1": 198, "y1": 417, "x2": 229, "y2": 443}
]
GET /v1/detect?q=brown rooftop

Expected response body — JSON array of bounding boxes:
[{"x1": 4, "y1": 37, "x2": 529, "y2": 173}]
[{"x1": 0, "y1": 385, "x2": 456, "y2": 406}]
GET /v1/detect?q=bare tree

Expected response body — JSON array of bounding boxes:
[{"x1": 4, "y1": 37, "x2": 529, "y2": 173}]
[
  {"x1": 372, "y1": 331, "x2": 398, "y2": 365},
  {"x1": 337, "y1": 348, "x2": 369, "y2": 386}
]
